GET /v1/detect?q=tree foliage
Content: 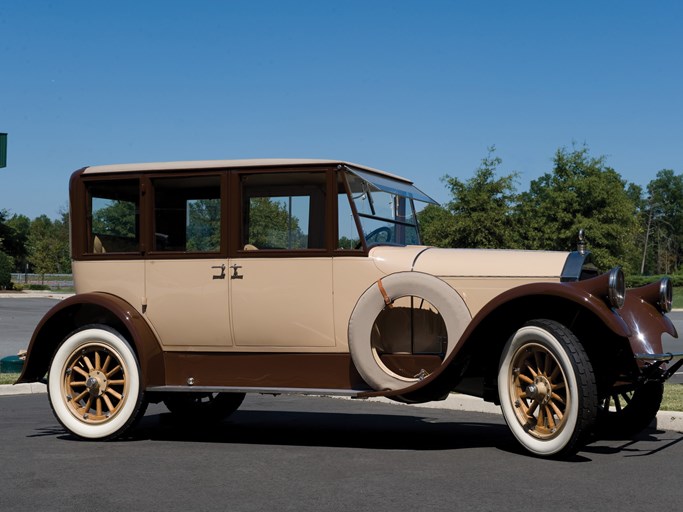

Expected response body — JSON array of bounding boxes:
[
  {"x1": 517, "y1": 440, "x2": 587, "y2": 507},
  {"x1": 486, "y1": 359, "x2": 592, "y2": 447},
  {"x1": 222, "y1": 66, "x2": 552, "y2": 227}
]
[
  {"x1": 419, "y1": 147, "x2": 519, "y2": 249},
  {"x1": 0, "y1": 250, "x2": 13, "y2": 289},
  {"x1": 419, "y1": 144, "x2": 651, "y2": 274},
  {"x1": 640, "y1": 169, "x2": 683, "y2": 274},
  {"x1": 515, "y1": 145, "x2": 639, "y2": 271},
  {"x1": 27, "y1": 212, "x2": 71, "y2": 275},
  {"x1": 247, "y1": 197, "x2": 304, "y2": 249}
]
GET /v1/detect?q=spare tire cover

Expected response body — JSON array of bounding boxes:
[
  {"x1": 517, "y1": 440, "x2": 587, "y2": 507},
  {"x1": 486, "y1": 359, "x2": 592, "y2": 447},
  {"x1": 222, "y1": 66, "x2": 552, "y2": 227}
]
[{"x1": 348, "y1": 271, "x2": 471, "y2": 391}]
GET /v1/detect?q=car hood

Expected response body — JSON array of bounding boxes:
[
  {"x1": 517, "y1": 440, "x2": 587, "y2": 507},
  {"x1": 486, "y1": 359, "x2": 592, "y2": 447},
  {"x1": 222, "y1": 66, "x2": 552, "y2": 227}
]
[{"x1": 370, "y1": 246, "x2": 571, "y2": 278}]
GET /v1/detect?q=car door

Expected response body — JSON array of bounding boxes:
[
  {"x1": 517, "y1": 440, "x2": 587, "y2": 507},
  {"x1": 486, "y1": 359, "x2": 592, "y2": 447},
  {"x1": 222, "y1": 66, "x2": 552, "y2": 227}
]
[
  {"x1": 229, "y1": 169, "x2": 335, "y2": 348},
  {"x1": 143, "y1": 174, "x2": 233, "y2": 349}
]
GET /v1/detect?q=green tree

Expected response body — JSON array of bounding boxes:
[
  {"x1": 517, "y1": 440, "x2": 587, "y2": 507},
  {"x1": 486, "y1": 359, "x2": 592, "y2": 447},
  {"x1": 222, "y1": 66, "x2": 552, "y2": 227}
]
[
  {"x1": 639, "y1": 169, "x2": 683, "y2": 274},
  {"x1": 0, "y1": 250, "x2": 13, "y2": 289},
  {"x1": 27, "y1": 213, "x2": 71, "y2": 275},
  {"x1": 247, "y1": 197, "x2": 304, "y2": 249},
  {"x1": 92, "y1": 200, "x2": 137, "y2": 239},
  {"x1": 0, "y1": 210, "x2": 29, "y2": 271},
  {"x1": 420, "y1": 147, "x2": 519, "y2": 249},
  {"x1": 515, "y1": 145, "x2": 639, "y2": 272},
  {"x1": 187, "y1": 199, "x2": 221, "y2": 252}
]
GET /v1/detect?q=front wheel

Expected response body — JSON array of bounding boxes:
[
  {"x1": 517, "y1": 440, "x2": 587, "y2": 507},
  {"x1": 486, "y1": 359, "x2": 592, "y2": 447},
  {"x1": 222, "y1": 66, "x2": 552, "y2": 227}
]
[
  {"x1": 47, "y1": 326, "x2": 146, "y2": 440},
  {"x1": 498, "y1": 319, "x2": 597, "y2": 457}
]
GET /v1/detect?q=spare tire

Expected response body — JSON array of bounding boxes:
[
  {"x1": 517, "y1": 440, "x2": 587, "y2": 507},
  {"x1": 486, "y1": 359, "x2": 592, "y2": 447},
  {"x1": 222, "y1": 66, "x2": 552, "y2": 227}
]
[{"x1": 348, "y1": 272, "x2": 471, "y2": 391}]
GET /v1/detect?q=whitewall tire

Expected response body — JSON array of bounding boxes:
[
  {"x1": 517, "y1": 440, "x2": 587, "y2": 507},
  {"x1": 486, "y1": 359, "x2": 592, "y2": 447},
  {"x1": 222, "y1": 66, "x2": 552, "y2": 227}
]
[
  {"x1": 47, "y1": 326, "x2": 145, "y2": 440},
  {"x1": 498, "y1": 320, "x2": 597, "y2": 457}
]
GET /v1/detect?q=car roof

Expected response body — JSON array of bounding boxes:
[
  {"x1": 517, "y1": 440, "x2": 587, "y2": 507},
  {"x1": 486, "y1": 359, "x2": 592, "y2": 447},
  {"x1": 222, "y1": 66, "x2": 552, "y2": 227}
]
[{"x1": 81, "y1": 159, "x2": 413, "y2": 184}]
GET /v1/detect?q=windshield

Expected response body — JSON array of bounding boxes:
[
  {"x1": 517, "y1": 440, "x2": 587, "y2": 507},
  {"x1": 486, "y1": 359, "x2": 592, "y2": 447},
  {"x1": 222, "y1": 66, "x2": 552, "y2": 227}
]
[{"x1": 343, "y1": 168, "x2": 432, "y2": 248}]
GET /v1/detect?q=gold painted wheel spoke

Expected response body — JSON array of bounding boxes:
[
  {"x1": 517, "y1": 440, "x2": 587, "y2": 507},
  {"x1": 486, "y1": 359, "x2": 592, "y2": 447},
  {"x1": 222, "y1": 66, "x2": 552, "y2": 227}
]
[
  {"x1": 103, "y1": 394, "x2": 116, "y2": 412},
  {"x1": 545, "y1": 406, "x2": 556, "y2": 430},
  {"x1": 550, "y1": 392, "x2": 566, "y2": 405},
  {"x1": 526, "y1": 364, "x2": 538, "y2": 378},
  {"x1": 527, "y1": 400, "x2": 539, "y2": 417},
  {"x1": 69, "y1": 381, "x2": 87, "y2": 388},
  {"x1": 106, "y1": 365, "x2": 122, "y2": 378},
  {"x1": 72, "y1": 366, "x2": 89, "y2": 379},
  {"x1": 518, "y1": 374, "x2": 534, "y2": 386},
  {"x1": 72, "y1": 389, "x2": 89, "y2": 403},
  {"x1": 96, "y1": 398, "x2": 103, "y2": 417},
  {"x1": 106, "y1": 388, "x2": 123, "y2": 401},
  {"x1": 108, "y1": 379, "x2": 125, "y2": 386},
  {"x1": 102, "y1": 355, "x2": 111, "y2": 373},
  {"x1": 549, "y1": 399, "x2": 564, "y2": 420},
  {"x1": 83, "y1": 356, "x2": 95, "y2": 371},
  {"x1": 95, "y1": 351, "x2": 101, "y2": 371}
]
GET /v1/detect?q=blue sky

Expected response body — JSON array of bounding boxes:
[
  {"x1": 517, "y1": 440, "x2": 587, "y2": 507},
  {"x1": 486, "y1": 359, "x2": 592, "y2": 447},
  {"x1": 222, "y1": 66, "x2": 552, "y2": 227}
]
[{"x1": 1, "y1": 0, "x2": 681, "y2": 219}]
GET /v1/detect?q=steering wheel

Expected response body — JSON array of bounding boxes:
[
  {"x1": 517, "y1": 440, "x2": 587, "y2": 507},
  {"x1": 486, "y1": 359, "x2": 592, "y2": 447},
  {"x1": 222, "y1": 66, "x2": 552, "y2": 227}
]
[{"x1": 355, "y1": 226, "x2": 392, "y2": 249}]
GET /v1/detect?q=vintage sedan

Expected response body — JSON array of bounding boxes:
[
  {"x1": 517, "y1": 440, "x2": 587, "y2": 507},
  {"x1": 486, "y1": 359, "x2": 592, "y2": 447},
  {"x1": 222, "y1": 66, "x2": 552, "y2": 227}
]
[{"x1": 17, "y1": 159, "x2": 680, "y2": 457}]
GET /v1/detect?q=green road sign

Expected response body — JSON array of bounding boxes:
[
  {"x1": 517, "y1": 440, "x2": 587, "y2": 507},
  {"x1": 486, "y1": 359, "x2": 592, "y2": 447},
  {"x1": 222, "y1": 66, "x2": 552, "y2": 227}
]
[{"x1": 0, "y1": 133, "x2": 6, "y2": 168}]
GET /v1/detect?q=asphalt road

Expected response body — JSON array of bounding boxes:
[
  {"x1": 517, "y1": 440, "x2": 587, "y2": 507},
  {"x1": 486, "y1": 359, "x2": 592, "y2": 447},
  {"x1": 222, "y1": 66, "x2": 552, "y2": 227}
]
[
  {"x1": 1, "y1": 393, "x2": 683, "y2": 512},
  {"x1": 0, "y1": 296, "x2": 60, "y2": 358}
]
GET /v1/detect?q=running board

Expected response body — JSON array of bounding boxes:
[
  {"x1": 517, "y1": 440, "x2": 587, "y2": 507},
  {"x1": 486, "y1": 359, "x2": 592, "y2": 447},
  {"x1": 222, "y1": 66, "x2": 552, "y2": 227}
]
[{"x1": 146, "y1": 385, "x2": 371, "y2": 398}]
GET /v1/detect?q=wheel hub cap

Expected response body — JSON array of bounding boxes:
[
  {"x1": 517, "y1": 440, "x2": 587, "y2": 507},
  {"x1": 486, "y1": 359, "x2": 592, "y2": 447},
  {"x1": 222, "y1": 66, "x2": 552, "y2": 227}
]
[
  {"x1": 527, "y1": 376, "x2": 552, "y2": 405},
  {"x1": 85, "y1": 370, "x2": 108, "y2": 397}
]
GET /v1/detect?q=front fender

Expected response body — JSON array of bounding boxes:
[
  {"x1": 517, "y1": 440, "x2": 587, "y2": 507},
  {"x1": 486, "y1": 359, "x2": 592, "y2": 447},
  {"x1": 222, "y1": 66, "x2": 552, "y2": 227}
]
[
  {"x1": 16, "y1": 293, "x2": 165, "y2": 387},
  {"x1": 361, "y1": 272, "x2": 634, "y2": 401}
]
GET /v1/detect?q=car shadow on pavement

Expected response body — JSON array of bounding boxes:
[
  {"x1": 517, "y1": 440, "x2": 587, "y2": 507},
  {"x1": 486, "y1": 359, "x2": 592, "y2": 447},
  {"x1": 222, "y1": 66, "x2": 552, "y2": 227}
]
[
  {"x1": 583, "y1": 427, "x2": 683, "y2": 457},
  {"x1": 123, "y1": 407, "x2": 525, "y2": 454}
]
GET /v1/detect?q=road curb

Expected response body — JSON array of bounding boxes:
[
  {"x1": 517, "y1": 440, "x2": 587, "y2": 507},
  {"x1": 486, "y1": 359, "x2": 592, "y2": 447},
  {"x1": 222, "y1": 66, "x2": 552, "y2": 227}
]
[
  {"x1": 0, "y1": 382, "x2": 47, "y2": 396},
  {"x1": 3, "y1": 384, "x2": 682, "y2": 434}
]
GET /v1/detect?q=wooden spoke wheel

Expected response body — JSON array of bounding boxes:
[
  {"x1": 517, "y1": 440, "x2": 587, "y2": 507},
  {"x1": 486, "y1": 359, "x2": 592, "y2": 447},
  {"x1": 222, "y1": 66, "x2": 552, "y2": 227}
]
[
  {"x1": 48, "y1": 326, "x2": 146, "y2": 440},
  {"x1": 498, "y1": 319, "x2": 597, "y2": 457},
  {"x1": 508, "y1": 342, "x2": 569, "y2": 440}
]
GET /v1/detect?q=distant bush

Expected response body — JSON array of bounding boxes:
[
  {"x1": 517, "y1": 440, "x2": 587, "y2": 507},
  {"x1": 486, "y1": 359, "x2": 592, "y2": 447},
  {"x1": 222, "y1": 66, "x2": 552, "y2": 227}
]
[
  {"x1": 627, "y1": 274, "x2": 683, "y2": 288},
  {"x1": 26, "y1": 284, "x2": 50, "y2": 291},
  {"x1": 0, "y1": 251, "x2": 14, "y2": 289}
]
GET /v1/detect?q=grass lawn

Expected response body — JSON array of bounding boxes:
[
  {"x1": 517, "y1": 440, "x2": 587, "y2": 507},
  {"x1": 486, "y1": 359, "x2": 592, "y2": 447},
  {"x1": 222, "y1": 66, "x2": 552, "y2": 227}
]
[{"x1": 674, "y1": 286, "x2": 683, "y2": 309}]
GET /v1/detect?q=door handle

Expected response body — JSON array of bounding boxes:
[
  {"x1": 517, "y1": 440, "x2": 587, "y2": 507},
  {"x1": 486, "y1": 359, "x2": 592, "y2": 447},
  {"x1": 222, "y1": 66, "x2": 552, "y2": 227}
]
[
  {"x1": 230, "y1": 264, "x2": 243, "y2": 280},
  {"x1": 212, "y1": 264, "x2": 226, "y2": 280}
]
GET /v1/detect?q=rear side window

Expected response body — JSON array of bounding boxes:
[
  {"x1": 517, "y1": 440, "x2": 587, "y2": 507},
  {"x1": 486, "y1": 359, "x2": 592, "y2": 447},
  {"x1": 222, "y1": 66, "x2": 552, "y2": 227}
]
[
  {"x1": 152, "y1": 175, "x2": 222, "y2": 253},
  {"x1": 86, "y1": 179, "x2": 140, "y2": 254}
]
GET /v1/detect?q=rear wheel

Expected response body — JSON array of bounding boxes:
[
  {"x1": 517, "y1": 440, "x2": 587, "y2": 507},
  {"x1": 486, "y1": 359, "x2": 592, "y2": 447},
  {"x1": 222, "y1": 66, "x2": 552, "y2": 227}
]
[
  {"x1": 47, "y1": 326, "x2": 146, "y2": 440},
  {"x1": 163, "y1": 392, "x2": 245, "y2": 422},
  {"x1": 498, "y1": 319, "x2": 597, "y2": 457},
  {"x1": 595, "y1": 381, "x2": 663, "y2": 438}
]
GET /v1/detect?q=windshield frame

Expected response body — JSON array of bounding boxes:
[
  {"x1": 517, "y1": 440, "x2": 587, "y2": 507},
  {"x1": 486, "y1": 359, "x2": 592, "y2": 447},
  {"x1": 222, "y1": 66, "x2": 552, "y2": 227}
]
[{"x1": 341, "y1": 166, "x2": 434, "y2": 250}]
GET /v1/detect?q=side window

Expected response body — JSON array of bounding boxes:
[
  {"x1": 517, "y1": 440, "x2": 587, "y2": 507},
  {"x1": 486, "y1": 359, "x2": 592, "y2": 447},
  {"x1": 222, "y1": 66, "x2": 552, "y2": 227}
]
[
  {"x1": 241, "y1": 172, "x2": 326, "y2": 250},
  {"x1": 87, "y1": 179, "x2": 140, "y2": 254},
  {"x1": 152, "y1": 175, "x2": 222, "y2": 253}
]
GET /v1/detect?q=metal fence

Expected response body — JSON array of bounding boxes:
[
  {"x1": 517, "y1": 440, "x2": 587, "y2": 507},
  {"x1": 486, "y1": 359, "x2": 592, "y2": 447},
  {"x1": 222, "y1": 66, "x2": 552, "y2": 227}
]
[{"x1": 11, "y1": 273, "x2": 74, "y2": 289}]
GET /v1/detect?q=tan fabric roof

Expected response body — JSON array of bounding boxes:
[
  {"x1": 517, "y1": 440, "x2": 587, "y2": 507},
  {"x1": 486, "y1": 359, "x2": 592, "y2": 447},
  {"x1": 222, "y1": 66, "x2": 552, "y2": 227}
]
[{"x1": 82, "y1": 158, "x2": 412, "y2": 183}]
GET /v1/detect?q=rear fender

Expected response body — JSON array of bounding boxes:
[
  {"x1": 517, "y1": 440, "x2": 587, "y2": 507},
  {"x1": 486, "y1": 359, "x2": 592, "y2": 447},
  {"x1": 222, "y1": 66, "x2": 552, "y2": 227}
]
[{"x1": 16, "y1": 293, "x2": 164, "y2": 387}]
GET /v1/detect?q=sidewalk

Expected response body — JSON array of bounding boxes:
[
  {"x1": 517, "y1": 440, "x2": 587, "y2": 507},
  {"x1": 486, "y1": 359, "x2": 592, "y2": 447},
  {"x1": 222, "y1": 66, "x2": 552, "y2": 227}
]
[
  {"x1": 0, "y1": 290, "x2": 74, "y2": 299},
  {"x1": 2, "y1": 382, "x2": 682, "y2": 434}
]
